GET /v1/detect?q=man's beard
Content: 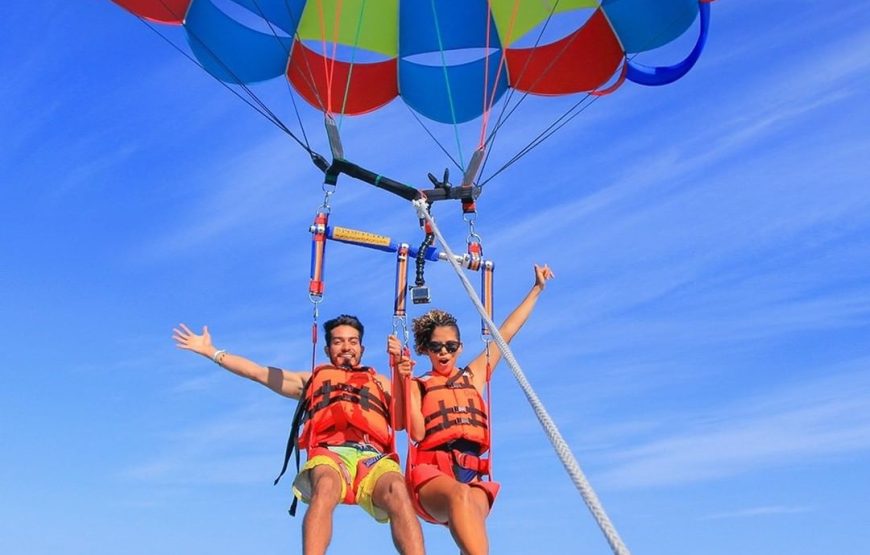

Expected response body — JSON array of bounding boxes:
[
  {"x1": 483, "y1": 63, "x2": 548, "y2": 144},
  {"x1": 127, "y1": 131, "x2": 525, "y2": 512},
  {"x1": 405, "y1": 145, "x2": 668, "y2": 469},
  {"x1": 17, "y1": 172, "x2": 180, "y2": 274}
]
[{"x1": 337, "y1": 354, "x2": 355, "y2": 368}]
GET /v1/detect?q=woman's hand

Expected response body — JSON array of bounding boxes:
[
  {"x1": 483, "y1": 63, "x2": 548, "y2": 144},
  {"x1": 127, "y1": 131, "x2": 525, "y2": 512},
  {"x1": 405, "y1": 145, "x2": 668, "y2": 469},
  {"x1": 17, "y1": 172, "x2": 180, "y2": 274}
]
[
  {"x1": 534, "y1": 263, "x2": 555, "y2": 289},
  {"x1": 395, "y1": 357, "x2": 415, "y2": 377}
]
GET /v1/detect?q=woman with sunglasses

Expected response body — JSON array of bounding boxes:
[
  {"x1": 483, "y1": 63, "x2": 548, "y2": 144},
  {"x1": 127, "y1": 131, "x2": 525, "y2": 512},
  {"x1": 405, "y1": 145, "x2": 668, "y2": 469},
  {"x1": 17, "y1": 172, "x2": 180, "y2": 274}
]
[{"x1": 388, "y1": 264, "x2": 554, "y2": 555}]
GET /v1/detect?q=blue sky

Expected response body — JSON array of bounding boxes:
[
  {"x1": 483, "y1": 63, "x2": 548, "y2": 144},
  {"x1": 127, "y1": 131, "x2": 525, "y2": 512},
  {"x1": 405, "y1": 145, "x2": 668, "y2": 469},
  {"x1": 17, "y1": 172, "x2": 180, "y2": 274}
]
[{"x1": 2, "y1": 2, "x2": 869, "y2": 554}]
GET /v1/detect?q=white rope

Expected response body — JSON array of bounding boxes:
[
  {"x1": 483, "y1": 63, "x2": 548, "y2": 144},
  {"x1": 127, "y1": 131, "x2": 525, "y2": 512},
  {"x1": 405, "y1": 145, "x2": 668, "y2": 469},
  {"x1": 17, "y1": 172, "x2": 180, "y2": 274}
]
[{"x1": 414, "y1": 199, "x2": 631, "y2": 555}]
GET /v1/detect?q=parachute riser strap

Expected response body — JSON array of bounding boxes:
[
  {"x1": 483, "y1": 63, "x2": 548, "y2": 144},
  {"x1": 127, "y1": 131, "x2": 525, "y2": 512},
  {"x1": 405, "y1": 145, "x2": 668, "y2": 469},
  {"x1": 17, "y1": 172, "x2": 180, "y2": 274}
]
[
  {"x1": 484, "y1": 341, "x2": 493, "y2": 478},
  {"x1": 461, "y1": 147, "x2": 486, "y2": 213},
  {"x1": 413, "y1": 198, "x2": 631, "y2": 555}
]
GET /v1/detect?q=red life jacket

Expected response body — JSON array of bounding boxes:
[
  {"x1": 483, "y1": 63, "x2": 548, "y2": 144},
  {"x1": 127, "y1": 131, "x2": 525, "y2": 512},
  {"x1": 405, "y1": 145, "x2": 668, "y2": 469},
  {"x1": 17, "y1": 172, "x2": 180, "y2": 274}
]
[
  {"x1": 416, "y1": 368, "x2": 489, "y2": 452},
  {"x1": 298, "y1": 365, "x2": 393, "y2": 452}
]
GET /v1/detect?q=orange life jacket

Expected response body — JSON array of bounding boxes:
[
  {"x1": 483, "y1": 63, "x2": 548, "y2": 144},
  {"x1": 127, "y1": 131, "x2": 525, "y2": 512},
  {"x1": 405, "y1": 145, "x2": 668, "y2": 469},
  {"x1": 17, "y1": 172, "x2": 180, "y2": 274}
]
[
  {"x1": 416, "y1": 368, "x2": 489, "y2": 452},
  {"x1": 298, "y1": 365, "x2": 393, "y2": 452}
]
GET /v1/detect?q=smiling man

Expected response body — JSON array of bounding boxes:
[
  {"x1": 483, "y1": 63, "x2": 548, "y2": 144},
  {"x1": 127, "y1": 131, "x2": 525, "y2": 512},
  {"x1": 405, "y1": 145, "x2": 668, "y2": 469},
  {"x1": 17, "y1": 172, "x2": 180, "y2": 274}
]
[{"x1": 173, "y1": 315, "x2": 424, "y2": 555}]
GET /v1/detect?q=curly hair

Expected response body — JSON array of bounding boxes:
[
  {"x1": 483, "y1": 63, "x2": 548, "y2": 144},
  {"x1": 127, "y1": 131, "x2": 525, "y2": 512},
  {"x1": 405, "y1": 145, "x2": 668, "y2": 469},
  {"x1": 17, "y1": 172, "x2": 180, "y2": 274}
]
[{"x1": 412, "y1": 309, "x2": 460, "y2": 355}]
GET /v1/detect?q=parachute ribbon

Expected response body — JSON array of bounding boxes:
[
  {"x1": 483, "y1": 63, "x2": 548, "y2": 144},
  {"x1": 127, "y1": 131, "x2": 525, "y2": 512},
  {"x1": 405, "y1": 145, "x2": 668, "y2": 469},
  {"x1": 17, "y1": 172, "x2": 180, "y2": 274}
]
[{"x1": 626, "y1": 1, "x2": 711, "y2": 86}]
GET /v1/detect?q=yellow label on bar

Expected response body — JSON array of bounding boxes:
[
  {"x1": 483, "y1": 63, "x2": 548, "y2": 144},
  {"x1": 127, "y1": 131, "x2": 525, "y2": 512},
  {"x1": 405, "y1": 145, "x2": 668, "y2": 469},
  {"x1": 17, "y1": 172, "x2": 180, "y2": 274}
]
[{"x1": 332, "y1": 226, "x2": 391, "y2": 247}]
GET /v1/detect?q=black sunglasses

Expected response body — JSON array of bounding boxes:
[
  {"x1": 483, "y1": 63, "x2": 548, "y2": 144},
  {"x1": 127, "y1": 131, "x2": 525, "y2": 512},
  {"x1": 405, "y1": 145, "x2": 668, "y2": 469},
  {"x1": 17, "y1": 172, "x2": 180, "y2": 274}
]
[{"x1": 426, "y1": 340, "x2": 461, "y2": 353}]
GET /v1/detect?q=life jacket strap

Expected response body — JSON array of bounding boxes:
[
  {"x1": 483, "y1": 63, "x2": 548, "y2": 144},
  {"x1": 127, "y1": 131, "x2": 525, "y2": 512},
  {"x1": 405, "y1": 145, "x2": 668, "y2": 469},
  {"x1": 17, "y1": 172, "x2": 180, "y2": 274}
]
[
  {"x1": 423, "y1": 404, "x2": 487, "y2": 425},
  {"x1": 309, "y1": 380, "x2": 390, "y2": 420}
]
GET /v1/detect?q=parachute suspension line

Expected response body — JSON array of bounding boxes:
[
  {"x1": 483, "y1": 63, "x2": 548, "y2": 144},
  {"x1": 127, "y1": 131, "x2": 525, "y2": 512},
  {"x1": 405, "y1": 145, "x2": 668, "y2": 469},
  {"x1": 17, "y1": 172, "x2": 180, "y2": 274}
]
[
  {"x1": 182, "y1": 21, "x2": 295, "y2": 137},
  {"x1": 283, "y1": 67, "x2": 313, "y2": 152},
  {"x1": 477, "y1": 0, "x2": 497, "y2": 147},
  {"x1": 404, "y1": 105, "x2": 464, "y2": 173},
  {"x1": 478, "y1": 0, "x2": 521, "y2": 148},
  {"x1": 294, "y1": 35, "x2": 330, "y2": 114},
  {"x1": 314, "y1": 0, "x2": 347, "y2": 115},
  {"x1": 481, "y1": 94, "x2": 601, "y2": 187},
  {"x1": 479, "y1": 0, "x2": 494, "y2": 148},
  {"x1": 477, "y1": 0, "x2": 564, "y2": 183},
  {"x1": 247, "y1": 0, "x2": 313, "y2": 151},
  {"x1": 328, "y1": 0, "x2": 347, "y2": 116},
  {"x1": 268, "y1": 0, "x2": 328, "y2": 114},
  {"x1": 314, "y1": 0, "x2": 333, "y2": 113},
  {"x1": 133, "y1": 15, "x2": 313, "y2": 154},
  {"x1": 429, "y1": 0, "x2": 465, "y2": 170},
  {"x1": 413, "y1": 200, "x2": 632, "y2": 555},
  {"x1": 336, "y1": 0, "x2": 369, "y2": 127},
  {"x1": 482, "y1": 59, "x2": 648, "y2": 186},
  {"x1": 482, "y1": 4, "x2": 711, "y2": 185},
  {"x1": 152, "y1": 0, "x2": 188, "y2": 21}
]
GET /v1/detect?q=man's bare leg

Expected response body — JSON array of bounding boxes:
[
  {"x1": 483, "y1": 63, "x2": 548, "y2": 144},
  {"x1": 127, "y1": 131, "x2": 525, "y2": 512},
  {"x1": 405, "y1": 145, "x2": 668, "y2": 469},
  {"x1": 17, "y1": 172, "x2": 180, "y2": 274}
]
[
  {"x1": 372, "y1": 471, "x2": 426, "y2": 555},
  {"x1": 302, "y1": 465, "x2": 343, "y2": 555}
]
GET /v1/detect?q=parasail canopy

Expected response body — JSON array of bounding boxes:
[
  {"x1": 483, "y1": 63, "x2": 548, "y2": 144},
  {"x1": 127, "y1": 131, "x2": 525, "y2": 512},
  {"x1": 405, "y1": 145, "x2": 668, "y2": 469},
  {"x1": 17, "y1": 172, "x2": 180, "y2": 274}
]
[{"x1": 112, "y1": 0, "x2": 711, "y2": 126}]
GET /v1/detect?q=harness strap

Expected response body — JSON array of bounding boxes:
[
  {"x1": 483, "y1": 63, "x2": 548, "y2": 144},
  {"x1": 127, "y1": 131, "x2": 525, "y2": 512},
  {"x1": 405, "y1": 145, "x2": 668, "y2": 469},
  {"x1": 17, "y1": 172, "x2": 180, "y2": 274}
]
[
  {"x1": 446, "y1": 369, "x2": 470, "y2": 387},
  {"x1": 425, "y1": 418, "x2": 487, "y2": 434},
  {"x1": 274, "y1": 375, "x2": 312, "y2": 517},
  {"x1": 415, "y1": 448, "x2": 490, "y2": 475}
]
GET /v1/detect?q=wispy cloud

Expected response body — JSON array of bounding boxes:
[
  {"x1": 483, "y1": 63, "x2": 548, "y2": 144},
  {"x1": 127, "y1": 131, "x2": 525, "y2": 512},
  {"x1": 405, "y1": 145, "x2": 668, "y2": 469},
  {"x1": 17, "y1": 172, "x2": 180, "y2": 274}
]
[
  {"x1": 132, "y1": 134, "x2": 312, "y2": 261},
  {"x1": 596, "y1": 367, "x2": 870, "y2": 489},
  {"x1": 122, "y1": 399, "x2": 290, "y2": 486},
  {"x1": 700, "y1": 504, "x2": 813, "y2": 521}
]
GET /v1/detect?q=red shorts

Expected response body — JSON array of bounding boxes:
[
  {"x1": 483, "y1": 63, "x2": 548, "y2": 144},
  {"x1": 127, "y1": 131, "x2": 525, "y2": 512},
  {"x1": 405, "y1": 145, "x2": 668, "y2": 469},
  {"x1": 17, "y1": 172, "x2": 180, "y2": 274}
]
[{"x1": 408, "y1": 448, "x2": 500, "y2": 524}]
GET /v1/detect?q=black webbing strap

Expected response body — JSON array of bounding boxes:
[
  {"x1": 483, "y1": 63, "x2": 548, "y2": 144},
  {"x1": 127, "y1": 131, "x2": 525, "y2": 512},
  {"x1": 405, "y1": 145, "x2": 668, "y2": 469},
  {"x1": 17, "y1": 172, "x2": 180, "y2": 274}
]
[
  {"x1": 273, "y1": 375, "x2": 312, "y2": 517},
  {"x1": 423, "y1": 403, "x2": 487, "y2": 424},
  {"x1": 425, "y1": 418, "x2": 487, "y2": 435}
]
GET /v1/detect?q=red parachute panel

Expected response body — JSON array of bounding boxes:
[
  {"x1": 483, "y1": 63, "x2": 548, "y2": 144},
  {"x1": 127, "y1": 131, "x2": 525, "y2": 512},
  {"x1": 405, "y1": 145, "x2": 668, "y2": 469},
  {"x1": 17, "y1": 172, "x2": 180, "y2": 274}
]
[
  {"x1": 287, "y1": 41, "x2": 398, "y2": 116},
  {"x1": 506, "y1": 9, "x2": 623, "y2": 95},
  {"x1": 111, "y1": 0, "x2": 191, "y2": 24}
]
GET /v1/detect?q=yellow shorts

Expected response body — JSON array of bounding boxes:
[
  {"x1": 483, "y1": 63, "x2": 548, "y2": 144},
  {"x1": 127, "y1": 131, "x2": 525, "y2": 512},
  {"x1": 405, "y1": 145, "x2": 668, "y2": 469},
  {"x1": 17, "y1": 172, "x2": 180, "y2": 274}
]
[{"x1": 292, "y1": 444, "x2": 401, "y2": 522}]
